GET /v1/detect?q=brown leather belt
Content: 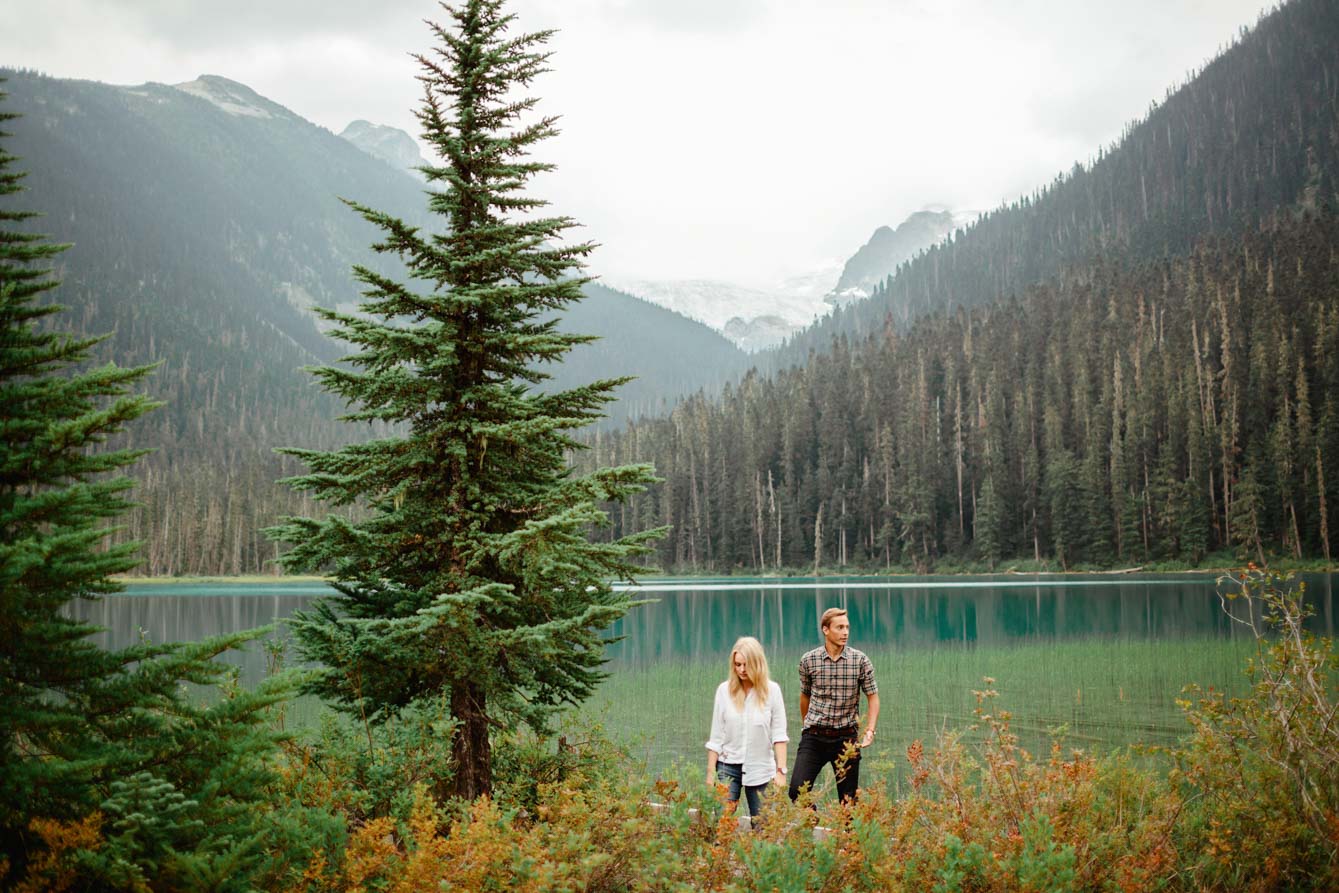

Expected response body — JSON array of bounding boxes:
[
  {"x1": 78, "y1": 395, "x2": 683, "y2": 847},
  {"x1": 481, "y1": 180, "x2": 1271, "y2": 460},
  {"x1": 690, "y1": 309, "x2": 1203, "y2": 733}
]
[{"x1": 805, "y1": 724, "x2": 857, "y2": 739}]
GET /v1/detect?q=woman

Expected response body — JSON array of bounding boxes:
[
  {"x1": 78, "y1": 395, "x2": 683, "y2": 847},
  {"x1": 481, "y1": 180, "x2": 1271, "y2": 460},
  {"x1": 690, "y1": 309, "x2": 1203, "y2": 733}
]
[{"x1": 705, "y1": 636, "x2": 789, "y2": 817}]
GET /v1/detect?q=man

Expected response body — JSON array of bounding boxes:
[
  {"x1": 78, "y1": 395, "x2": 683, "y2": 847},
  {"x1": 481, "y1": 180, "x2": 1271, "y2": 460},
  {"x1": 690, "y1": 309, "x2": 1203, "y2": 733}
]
[{"x1": 788, "y1": 607, "x2": 880, "y2": 804}]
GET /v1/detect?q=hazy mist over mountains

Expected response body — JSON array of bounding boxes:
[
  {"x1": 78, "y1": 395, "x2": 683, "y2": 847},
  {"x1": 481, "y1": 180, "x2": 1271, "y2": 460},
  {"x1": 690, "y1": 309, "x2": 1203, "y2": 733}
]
[
  {"x1": 606, "y1": 209, "x2": 964, "y2": 352},
  {"x1": 0, "y1": 67, "x2": 752, "y2": 572},
  {"x1": 826, "y1": 210, "x2": 975, "y2": 306},
  {"x1": 582, "y1": 0, "x2": 1339, "y2": 575}
]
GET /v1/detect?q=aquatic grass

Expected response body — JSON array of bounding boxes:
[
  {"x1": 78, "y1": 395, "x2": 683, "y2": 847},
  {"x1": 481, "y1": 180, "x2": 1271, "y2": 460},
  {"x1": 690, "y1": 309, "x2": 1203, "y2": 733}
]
[{"x1": 582, "y1": 637, "x2": 1259, "y2": 791}]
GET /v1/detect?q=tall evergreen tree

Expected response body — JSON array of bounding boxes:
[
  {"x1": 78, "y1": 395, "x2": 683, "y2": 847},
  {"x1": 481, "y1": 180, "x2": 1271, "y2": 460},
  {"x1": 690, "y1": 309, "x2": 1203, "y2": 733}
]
[
  {"x1": 270, "y1": 0, "x2": 663, "y2": 800},
  {"x1": 0, "y1": 81, "x2": 309, "y2": 889},
  {"x1": 0, "y1": 74, "x2": 156, "y2": 869}
]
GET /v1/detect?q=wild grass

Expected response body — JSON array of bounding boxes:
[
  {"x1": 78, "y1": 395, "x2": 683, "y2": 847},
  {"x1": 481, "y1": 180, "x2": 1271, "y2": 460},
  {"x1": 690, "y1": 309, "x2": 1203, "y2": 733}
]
[{"x1": 583, "y1": 637, "x2": 1258, "y2": 793}]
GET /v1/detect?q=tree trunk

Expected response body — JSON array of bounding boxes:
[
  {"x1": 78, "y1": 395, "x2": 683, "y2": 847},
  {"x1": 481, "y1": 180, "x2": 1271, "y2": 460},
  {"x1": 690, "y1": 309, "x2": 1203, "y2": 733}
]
[
  {"x1": 451, "y1": 681, "x2": 491, "y2": 800},
  {"x1": 813, "y1": 503, "x2": 824, "y2": 577},
  {"x1": 1318, "y1": 446, "x2": 1331, "y2": 563}
]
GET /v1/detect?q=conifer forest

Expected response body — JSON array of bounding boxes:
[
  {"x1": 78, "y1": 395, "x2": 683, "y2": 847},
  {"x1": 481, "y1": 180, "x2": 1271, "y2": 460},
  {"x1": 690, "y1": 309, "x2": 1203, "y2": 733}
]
[
  {"x1": 3, "y1": 0, "x2": 1339, "y2": 889},
  {"x1": 586, "y1": 213, "x2": 1339, "y2": 572}
]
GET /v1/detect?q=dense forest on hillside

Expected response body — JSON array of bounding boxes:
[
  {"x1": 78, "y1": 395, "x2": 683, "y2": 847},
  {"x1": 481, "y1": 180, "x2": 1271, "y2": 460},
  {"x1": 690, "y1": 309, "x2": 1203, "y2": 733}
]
[
  {"x1": 579, "y1": 0, "x2": 1339, "y2": 573},
  {"x1": 1, "y1": 71, "x2": 746, "y2": 575},
  {"x1": 764, "y1": 0, "x2": 1339, "y2": 370},
  {"x1": 582, "y1": 211, "x2": 1339, "y2": 571},
  {"x1": 4, "y1": 0, "x2": 1335, "y2": 576}
]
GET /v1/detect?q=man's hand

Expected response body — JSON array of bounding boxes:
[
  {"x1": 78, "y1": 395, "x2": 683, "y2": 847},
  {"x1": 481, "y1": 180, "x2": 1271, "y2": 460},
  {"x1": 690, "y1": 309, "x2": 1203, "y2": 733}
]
[{"x1": 859, "y1": 726, "x2": 876, "y2": 748}]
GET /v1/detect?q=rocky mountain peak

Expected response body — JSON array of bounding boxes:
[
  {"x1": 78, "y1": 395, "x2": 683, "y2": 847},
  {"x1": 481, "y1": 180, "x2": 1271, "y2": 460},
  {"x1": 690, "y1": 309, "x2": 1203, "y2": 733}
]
[
  {"x1": 827, "y1": 209, "x2": 957, "y2": 306},
  {"x1": 172, "y1": 75, "x2": 295, "y2": 120},
  {"x1": 339, "y1": 120, "x2": 428, "y2": 178}
]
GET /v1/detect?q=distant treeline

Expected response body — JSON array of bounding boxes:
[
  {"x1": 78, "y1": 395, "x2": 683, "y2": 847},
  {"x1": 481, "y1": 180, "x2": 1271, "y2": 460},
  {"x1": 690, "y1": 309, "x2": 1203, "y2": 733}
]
[{"x1": 580, "y1": 211, "x2": 1339, "y2": 571}]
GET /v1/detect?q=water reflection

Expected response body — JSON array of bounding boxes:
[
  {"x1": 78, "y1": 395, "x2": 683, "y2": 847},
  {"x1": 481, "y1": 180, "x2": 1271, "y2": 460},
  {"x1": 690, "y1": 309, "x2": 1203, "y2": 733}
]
[
  {"x1": 67, "y1": 574, "x2": 1337, "y2": 684},
  {"x1": 606, "y1": 575, "x2": 1334, "y2": 665}
]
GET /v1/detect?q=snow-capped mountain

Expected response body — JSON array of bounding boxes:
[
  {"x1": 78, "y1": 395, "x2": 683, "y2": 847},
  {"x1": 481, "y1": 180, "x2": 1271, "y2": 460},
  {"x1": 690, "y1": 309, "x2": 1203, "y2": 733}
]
[
  {"x1": 606, "y1": 206, "x2": 974, "y2": 352},
  {"x1": 722, "y1": 315, "x2": 800, "y2": 353},
  {"x1": 602, "y1": 272, "x2": 838, "y2": 352},
  {"x1": 340, "y1": 120, "x2": 428, "y2": 179},
  {"x1": 171, "y1": 75, "x2": 299, "y2": 120},
  {"x1": 825, "y1": 209, "x2": 973, "y2": 306}
]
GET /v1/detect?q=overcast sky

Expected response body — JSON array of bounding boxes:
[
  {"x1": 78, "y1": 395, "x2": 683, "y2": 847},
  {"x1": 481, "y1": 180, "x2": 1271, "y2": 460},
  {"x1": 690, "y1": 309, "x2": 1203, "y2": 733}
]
[{"x1": 3, "y1": 0, "x2": 1271, "y2": 285}]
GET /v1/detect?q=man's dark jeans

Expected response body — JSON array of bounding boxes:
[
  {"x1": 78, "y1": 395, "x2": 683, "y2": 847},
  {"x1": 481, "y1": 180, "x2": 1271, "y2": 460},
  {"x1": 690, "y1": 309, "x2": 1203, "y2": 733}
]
[{"x1": 788, "y1": 728, "x2": 860, "y2": 804}]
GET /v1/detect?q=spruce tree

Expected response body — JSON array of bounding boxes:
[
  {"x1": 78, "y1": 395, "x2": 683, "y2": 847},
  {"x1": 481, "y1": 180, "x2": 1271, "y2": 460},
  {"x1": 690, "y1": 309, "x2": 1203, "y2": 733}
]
[
  {"x1": 270, "y1": 0, "x2": 664, "y2": 800},
  {"x1": 0, "y1": 81, "x2": 313, "y2": 889},
  {"x1": 0, "y1": 74, "x2": 160, "y2": 867}
]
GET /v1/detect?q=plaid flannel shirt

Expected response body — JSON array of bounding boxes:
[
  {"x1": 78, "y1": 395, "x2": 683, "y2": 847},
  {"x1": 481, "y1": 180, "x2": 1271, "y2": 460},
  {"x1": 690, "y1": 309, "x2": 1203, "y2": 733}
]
[{"x1": 798, "y1": 645, "x2": 877, "y2": 730}]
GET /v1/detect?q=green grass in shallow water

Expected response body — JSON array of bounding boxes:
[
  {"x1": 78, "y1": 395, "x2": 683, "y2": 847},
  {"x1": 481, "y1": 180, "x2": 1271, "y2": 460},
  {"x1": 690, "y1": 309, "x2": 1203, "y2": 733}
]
[{"x1": 583, "y1": 637, "x2": 1258, "y2": 796}]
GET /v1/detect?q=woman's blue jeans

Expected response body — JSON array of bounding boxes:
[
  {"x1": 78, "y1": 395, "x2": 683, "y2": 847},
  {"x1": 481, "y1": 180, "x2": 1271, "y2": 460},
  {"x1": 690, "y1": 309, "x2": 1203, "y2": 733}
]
[{"x1": 716, "y1": 762, "x2": 766, "y2": 817}]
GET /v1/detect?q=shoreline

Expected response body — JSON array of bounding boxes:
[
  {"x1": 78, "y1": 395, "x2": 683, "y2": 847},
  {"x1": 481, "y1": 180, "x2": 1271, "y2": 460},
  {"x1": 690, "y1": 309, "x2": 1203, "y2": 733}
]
[{"x1": 112, "y1": 562, "x2": 1336, "y2": 585}]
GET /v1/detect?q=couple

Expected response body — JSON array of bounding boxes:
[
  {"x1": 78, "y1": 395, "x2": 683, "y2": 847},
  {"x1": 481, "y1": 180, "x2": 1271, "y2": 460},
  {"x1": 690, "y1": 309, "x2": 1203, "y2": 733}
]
[{"x1": 704, "y1": 607, "x2": 880, "y2": 817}]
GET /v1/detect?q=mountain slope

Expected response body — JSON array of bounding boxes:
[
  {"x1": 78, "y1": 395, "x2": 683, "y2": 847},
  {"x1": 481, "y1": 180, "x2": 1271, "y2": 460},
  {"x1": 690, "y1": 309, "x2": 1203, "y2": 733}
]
[
  {"x1": 762, "y1": 0, "x2": 1339, "y2": 370},
  {"x1": 582, "y1": 0, "x2": 1339, "y2": 571},
  {"x1": 3, "y1": 69, "x2": 745, "y2": 573}
]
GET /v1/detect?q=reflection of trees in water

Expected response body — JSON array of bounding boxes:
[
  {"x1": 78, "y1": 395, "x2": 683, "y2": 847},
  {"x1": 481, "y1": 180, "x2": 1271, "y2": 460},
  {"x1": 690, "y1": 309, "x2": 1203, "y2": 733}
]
[
  {"x1": 607, "y1": 576, "x2": 1338, "y2": 666},
  {"x1": 66, "y1": 576, "x2": 1337, "y2": 678}
]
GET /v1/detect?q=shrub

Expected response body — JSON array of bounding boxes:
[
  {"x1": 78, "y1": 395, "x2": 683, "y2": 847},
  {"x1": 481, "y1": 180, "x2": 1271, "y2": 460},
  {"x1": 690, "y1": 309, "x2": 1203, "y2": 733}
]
[{"x1": 1173, "y1": 568, "x2": 1339, "y2": 890}]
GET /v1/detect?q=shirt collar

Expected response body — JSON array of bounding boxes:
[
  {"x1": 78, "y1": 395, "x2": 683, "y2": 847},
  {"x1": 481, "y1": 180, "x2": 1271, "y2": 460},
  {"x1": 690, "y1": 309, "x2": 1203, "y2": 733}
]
[{"x1": 822, "y1": 645, "x2": 847, "y2": 662}]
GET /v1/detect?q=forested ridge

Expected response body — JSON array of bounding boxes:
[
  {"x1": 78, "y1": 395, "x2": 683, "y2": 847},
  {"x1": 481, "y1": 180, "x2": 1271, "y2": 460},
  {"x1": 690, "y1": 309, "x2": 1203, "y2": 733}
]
[
  {"x1": 763, "y1": 0, "x2": 1339, "y2": 370},
  {"x1": 581, "y1": 0, "x2": 1339, "y2": 572},
  {"x1": 4, "y1": 0, "x2": 1336, "y2": 576},
  {"x1": 583, "y1": 210, "x2": 1339, "y2": 571},
  {"x1": 1, "y1": 71, "x2": 745, "y2": 575}
]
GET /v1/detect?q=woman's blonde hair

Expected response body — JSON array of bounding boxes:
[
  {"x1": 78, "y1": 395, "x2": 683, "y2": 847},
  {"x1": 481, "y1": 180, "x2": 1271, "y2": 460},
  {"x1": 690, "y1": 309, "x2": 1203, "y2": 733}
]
[{"x1": 727, "y1": 636, "x2": 771, "y2": 710}]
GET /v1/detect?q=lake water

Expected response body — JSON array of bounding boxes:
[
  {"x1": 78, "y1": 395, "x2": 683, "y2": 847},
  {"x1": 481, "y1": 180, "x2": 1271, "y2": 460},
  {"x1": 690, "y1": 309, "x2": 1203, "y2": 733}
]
[
  {"x1": 70, "y1": 573, "x2": 1337, "y2": 783},
  {"x1": 73, "y1": 573, "x2": 1337, "y2": 678}
]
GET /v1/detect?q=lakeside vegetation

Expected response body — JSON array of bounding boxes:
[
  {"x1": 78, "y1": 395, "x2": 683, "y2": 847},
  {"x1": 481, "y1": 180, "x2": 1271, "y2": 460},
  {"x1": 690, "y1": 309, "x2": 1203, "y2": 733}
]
[
  {"x1": 585, "y1": 637, "x2": 1259, "y2": 787},
  {"x1": 9, "y1": 569, "x2": 1338, "y2": 889},
  {"x1": 5, "y1": 0, "x2": 1339, "y2": 887}
]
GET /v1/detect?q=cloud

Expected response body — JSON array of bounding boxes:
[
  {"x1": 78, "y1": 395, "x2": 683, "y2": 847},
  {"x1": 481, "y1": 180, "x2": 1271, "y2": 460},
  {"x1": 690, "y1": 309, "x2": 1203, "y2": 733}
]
[
  {"x1": 1, "y1": 0, "x2": 1274, "y2": 283},
  {"x1": 595, "y1": 0, "x2": 769, "y2": 34}
]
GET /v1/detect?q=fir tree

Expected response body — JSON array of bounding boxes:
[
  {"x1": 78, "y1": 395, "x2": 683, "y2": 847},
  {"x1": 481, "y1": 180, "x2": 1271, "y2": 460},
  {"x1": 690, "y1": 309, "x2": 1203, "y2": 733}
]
[
  {"x1": 269, "y1": 0, "x2": 664, "y2": 800},
  {"x1": 0, "y1": 73, "x2": 159, "y2": 868},
  {"x1": 0, "y1": 81, "x2": 315, "y2": 889}
]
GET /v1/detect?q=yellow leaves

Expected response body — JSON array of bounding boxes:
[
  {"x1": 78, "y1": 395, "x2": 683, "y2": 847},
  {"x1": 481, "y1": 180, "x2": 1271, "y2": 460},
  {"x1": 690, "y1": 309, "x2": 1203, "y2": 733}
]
[
  {"x1": 834, "y1": 740, "x2": 860, "y2": 783},
  {"x1": 343, "y1": 816, "x2": 399, "y2": 893},
  {"x1": 296, "y1": 850, "x2": 330, "y2": 893},
  {"x1": 391, "y1": 789, "x2": 452, "y2": 893},
  {"x1": 9, "y1": 813, "x2": 103, "y2": 893},
  {"x1": 907, "y1": 739, "x2": 931, "y2": 791}
]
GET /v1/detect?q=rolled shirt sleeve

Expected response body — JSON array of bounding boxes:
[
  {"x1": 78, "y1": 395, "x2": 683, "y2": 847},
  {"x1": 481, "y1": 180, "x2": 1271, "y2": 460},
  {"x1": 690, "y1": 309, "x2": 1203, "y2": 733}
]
[
  {"x1": 859, "y1": 652, "x2": 878, "y2": 696},
  {"x1": 798, "y1": 654, "x2": 813, "y2": 696},
  {"x1": 769, "y1": 681, "x2": 789, "y2": 744}
]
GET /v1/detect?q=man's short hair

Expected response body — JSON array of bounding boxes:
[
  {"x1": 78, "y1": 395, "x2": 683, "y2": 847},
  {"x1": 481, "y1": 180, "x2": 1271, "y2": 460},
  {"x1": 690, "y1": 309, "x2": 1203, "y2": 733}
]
[{"x1": 820, "y1": 607, "x2": 848, "y2": 633}]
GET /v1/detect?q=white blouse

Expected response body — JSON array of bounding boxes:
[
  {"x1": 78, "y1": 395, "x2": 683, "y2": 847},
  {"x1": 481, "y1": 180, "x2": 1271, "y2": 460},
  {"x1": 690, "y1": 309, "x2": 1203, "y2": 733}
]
[{"x1": 704, "y1": 679, "x2": 789, "y2": 786}]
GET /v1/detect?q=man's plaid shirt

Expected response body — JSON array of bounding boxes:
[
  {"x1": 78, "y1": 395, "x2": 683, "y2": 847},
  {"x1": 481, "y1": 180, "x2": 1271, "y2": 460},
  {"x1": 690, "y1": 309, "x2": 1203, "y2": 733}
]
[{"x1": 798, "y1": 646, "x2": 877, "y2": 730}]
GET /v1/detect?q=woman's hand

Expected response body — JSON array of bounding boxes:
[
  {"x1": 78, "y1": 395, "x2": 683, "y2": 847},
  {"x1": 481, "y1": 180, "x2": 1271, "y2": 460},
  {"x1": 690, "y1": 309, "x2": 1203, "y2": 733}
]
[{"x1": 773, "y1": 769, "x2": 786, "y2": 787}]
